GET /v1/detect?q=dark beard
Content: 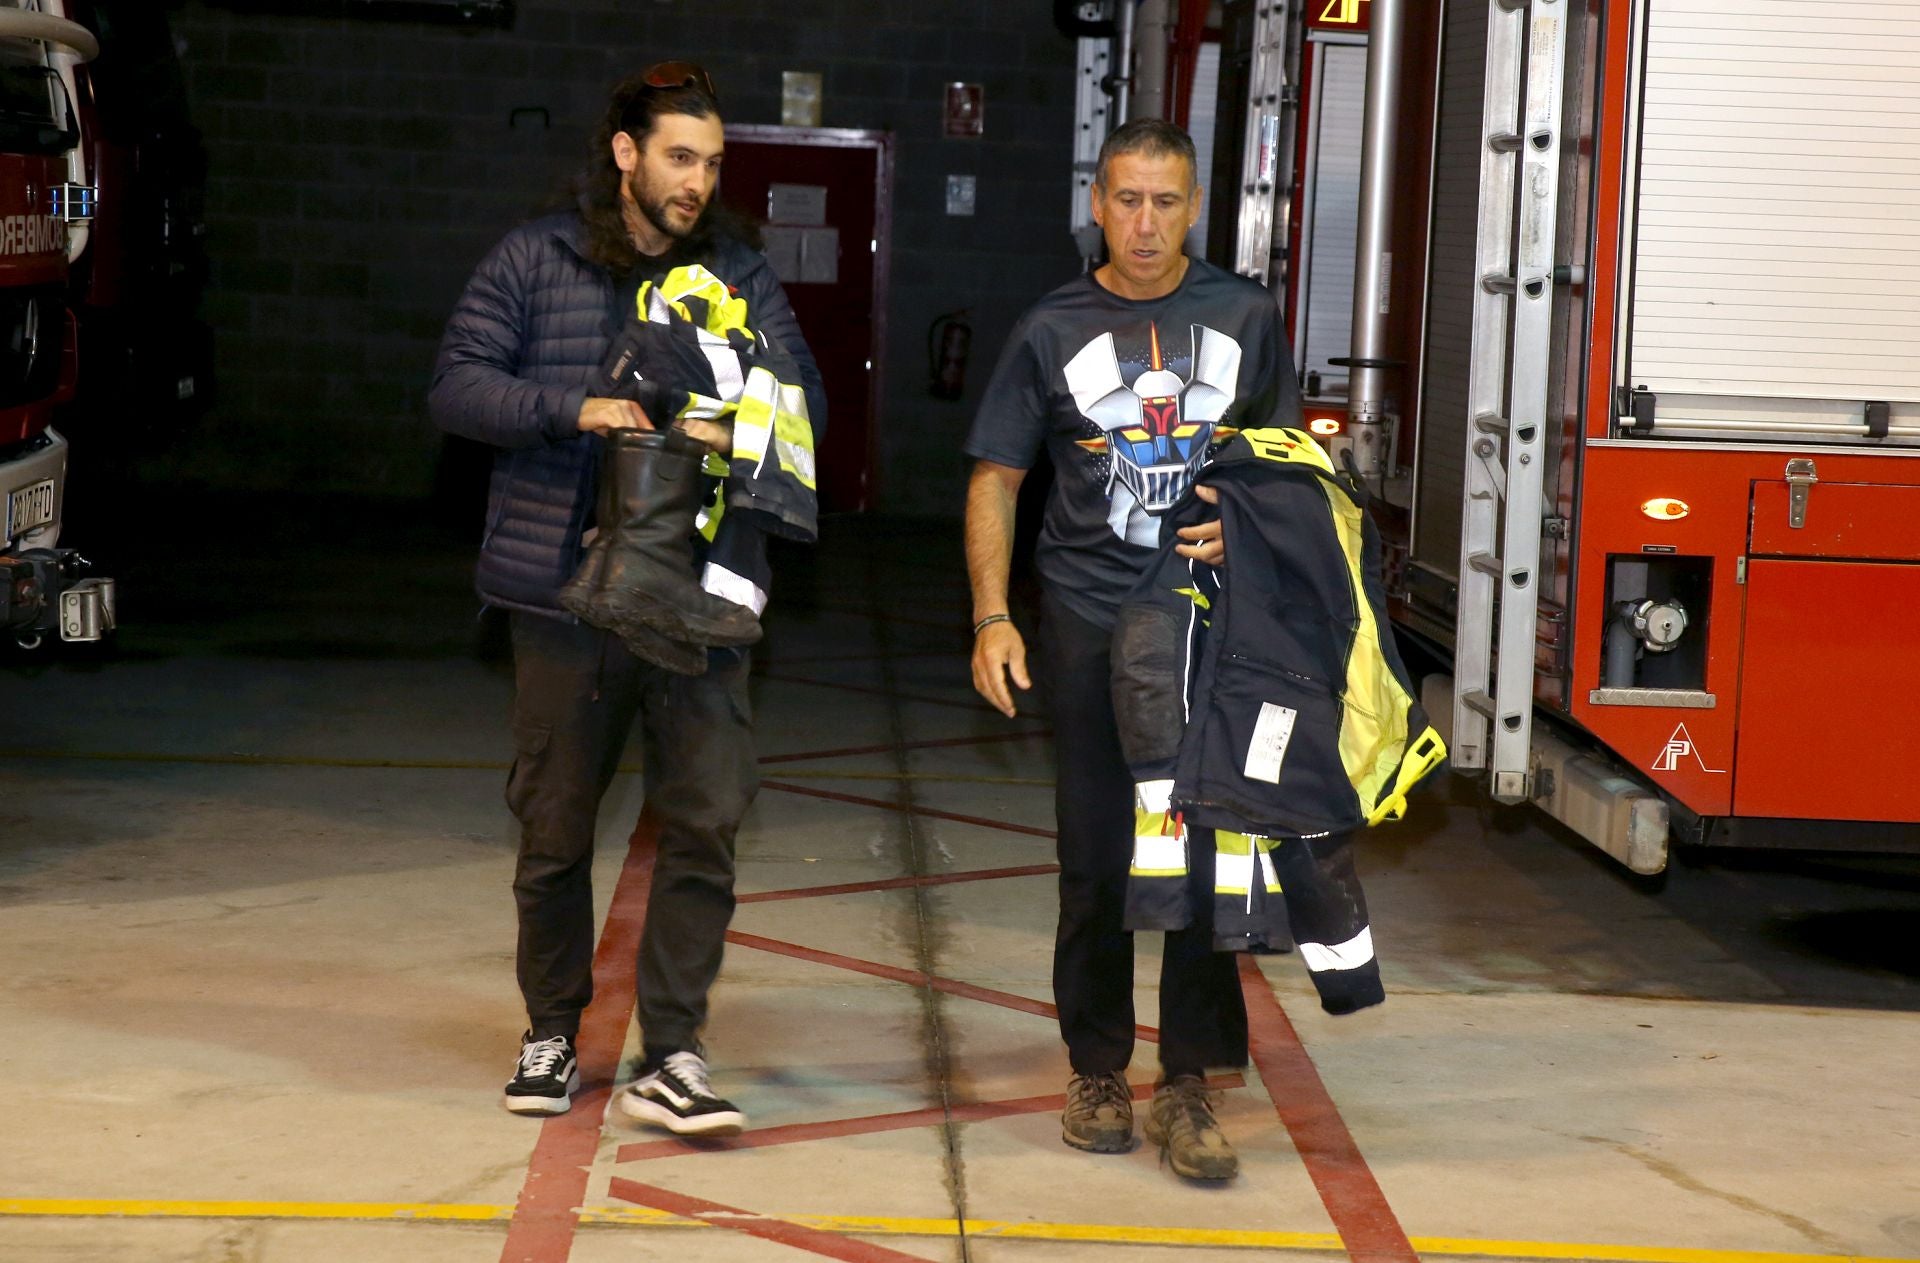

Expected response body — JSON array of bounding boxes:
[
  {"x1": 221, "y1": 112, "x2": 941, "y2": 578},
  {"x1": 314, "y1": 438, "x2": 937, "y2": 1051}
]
[
  {"x1": 637, "y1": 190, "x2": 699, "y2": 244},
  {"x1": 627, "y1": 170, "x2": 709, "y2": 257}
]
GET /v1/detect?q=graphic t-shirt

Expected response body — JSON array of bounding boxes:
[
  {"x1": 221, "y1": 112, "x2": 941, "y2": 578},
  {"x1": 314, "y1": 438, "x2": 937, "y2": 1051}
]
[{"x1": 964, "y1": 258, "x2": 1303, "y2": 630}]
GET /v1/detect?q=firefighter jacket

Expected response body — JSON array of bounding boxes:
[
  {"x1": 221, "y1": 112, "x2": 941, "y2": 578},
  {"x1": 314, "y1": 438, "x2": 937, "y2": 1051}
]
[
  {"x1": 1110, "y1": 427, "x2": 1447, "y2": 1012},
  {"x1": 429, "y1": 211, "x2": 825, "y2": 618},
  {"x1": 609, "y1": 265, "x2": 819, "y2": 613}
]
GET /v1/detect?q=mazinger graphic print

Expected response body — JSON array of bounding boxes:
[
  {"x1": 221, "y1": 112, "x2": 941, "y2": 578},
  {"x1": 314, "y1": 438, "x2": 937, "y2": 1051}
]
[{"x1": 1063, "y1": 321, "x2": 1242, "y2": 546}]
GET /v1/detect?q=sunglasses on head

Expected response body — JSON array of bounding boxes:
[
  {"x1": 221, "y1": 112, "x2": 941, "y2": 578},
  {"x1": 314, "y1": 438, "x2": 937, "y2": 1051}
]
[{"x1": 641, "y1": 60, "x2": 718, "y2": 102}]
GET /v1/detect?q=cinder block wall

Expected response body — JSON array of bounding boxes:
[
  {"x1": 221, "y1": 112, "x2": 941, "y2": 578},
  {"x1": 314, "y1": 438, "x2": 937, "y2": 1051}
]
[{"x1": 164, "y1": 0, "x2": 1082, "y2": 517}]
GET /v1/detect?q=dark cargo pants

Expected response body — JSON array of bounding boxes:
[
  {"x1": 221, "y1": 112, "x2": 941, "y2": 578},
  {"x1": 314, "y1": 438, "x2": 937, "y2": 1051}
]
[
  {"x1": 506, "y1": 611, "x2": 757, "y2": 1054},
  {"x1": 1037, "y1": 591, "x2": 1249, "y2": 1078}
]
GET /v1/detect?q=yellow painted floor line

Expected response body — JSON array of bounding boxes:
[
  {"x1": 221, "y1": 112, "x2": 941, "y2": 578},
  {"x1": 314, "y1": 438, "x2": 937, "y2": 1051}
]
[{"x1": 0, "y1": 1199, "x2": 1907, "y2": 1262}]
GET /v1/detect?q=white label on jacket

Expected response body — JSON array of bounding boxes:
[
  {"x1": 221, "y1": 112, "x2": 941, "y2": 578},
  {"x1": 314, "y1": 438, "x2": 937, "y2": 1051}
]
[{"x1": 1245, "y1": 703, "x2": 1298, "y2": 784}]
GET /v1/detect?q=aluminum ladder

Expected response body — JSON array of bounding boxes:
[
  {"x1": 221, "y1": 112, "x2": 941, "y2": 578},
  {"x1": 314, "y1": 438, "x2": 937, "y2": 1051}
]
[
  {"x1": 1452, "y1": 0, "x2": 1570, "y2": 800},
  {"x1": 1070, "y1": 2, "x2": 1118, "y2": 259},
  {"x1": 1231, "y1": 0, "x2": 1296, "y2": 284}
]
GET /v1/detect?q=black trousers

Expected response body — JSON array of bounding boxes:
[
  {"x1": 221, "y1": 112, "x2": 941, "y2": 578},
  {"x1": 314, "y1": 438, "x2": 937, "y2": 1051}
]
[
  {"x1": 1038, "y1": 591, "x2": 1248, "y2": 1078},
  {"x1": 505, "y1": 612, "x2": 757, "y2": 1053}
]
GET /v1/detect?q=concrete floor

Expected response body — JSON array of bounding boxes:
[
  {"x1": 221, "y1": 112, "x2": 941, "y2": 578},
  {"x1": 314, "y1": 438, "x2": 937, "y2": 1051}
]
[{"x1": 3, "y1": 499, "x2": 1917, "y2": 1263}]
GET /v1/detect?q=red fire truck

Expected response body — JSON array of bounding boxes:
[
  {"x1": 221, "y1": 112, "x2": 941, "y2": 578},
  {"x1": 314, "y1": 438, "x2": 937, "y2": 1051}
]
[
  {"x1": 1089, "y1": 0, "x2": 1920, "y2": 871},
  {"x1": 0, "y1": 1, "x2": 111, "y2": 649}
]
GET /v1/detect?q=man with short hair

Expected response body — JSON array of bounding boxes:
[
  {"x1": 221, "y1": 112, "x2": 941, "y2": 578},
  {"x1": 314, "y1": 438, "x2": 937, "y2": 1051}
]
[
  {"x1": 431, "y1": 64, "x2": 824, "y2": 1132},
  {"x1": 963, "y1": 118, "x2": 1302, "y2": 1180}
]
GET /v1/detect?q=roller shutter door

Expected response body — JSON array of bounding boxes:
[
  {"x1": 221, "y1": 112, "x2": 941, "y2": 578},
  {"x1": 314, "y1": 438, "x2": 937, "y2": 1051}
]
[{"x1": 1630, "y1": 0, "x2": 1920, "y2": 405}]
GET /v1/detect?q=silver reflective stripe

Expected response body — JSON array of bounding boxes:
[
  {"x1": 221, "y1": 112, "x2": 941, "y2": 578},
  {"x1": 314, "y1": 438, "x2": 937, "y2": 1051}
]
[
  {"x1": 1298, "y1": 926, "x2": 1375, "y2": 973},
  {"x1": 702, "y1": 338, "x2": 746, "y2": 404},
  {"x1": 702, "y1": 562, "x2": 768, "y2": 615},
  {"x1": 1215, "y1": 850, "x2": 1256, "y2": 894},
  {"x1": 1258, "y1": 850, "x2": 1279, "y2": 894},
  {"x1": 733, "y1": 417, "x2": 773, "y2": 464},
  {"x1": 1131, "y1": 832, "x2": 1187, "y2": 874},
  {"x1": 1135, "y1": 779, "x2": 1175, "y2": 814},
  {"x1": 679, "y1": 391, "x2": 730, "y2": 422},
  {"x1": 771, "y1": 382, "x2": 814, "y2": 483}
]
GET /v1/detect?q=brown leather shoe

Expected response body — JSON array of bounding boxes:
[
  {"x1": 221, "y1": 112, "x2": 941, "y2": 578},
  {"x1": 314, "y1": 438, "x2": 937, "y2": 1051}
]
[
  {"x1": 1144, "y1": 1075, "x2": 1238, "y2": 1180},
  {"x1": 1061, "y1": 1071, "x2": 1134, "y2": 1153}
]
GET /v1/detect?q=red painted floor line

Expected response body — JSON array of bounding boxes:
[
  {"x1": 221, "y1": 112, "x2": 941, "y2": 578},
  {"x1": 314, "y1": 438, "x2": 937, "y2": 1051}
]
[
  {"x1": 1239, "y1": 956, "x2": 1419, "y2": 1263},
  {"x1": 607, "y1": 1177, "x2": 939, "y2": 1263},
  {"x1": 761, "y1": 780, "x2": 1057, "y2": 839},
  {"x1": 726, "y1": 930, "x2": 1160, "y2": 1043},
  {"x1": 737, "y1": 862, "x2": 1060, "y2": 904},
  {"x1": 615, "y1": 1074, "x2": 1245, "y2": 1163},
  {"x1": 499, "y1": 817, "x2": 658, "y2": 1263},
  {"x1": 617, "y1": 1090, "x2": 1076, "y2": 1163},
  {"x1": 758, "y1": 671, "x2": 995, "y2": 713},
  {"x1": 759, "y1": 730, "x2": 1048, "y2": 766}
]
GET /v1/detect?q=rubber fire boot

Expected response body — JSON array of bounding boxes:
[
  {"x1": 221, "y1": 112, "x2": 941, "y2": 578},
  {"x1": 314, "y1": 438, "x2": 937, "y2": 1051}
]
[
  {"x1": 558, "y1": 445, "x2": 710, "y2": 676},
  {"x1": 555, "y1": 440, "x2": 622, "y2": 622},
  {"x1": 590, "y1": 429, "x2": 762, "y2": 648},
  {"x1": 617, "y1": 621, "x2": 709, "y2": 677}
]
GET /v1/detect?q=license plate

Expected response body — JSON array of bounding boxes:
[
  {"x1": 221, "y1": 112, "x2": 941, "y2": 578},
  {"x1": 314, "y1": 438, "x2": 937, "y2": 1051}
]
[{"x1": 7, "y1": 477, "x2": 54, "y2": 543}]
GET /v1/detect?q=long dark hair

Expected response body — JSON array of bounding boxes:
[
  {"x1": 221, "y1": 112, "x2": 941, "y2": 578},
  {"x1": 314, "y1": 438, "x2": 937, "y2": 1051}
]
[{"x1": 570, "y1": 73, "x2": 759, "y2": 273}]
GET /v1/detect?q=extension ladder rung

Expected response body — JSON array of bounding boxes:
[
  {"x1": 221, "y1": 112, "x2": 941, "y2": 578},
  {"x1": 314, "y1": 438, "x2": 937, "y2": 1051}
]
[{"x1": 1452, "y1": 0, "x2": 1569, "y2": 781}]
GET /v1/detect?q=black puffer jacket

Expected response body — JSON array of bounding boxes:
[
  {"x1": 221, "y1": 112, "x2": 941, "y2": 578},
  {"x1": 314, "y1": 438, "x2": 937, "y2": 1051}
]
[{"x1": 429, "y1": 211, "x2": 826, "y2": 616}]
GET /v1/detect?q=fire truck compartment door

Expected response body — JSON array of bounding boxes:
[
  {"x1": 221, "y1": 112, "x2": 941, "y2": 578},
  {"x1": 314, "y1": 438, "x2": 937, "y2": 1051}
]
[
  {"x1": 1750, "y1": 481, "x2": 1920, "y2": 561},
  {"x1": 1735, "y1": 558, "x2": 1920, "y2": 822},
  {"x1": 1628, "y1": 1, "x2": 1920, "y2": 408},
  {"x1": 1296, "y1": 40, "x2": 1367, "y2": 393}
]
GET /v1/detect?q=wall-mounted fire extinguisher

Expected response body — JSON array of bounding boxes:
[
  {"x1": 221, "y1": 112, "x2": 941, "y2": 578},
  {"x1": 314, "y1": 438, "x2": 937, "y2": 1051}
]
[{"x1": 928, "y1": 308, "x2": 971, "y2": 400}]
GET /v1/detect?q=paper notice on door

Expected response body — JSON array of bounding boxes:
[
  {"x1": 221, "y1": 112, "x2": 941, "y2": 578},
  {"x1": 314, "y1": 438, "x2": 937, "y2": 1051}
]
[
  {"x1": 799, "y1": 226, "x2": 839, "y2": 283},
  {"x1": 761, "y1": 225, "x2": 802, "y2": 283},
  {"x1": 1244, "y1": 702, "x2": 1298, "y2": 785}
]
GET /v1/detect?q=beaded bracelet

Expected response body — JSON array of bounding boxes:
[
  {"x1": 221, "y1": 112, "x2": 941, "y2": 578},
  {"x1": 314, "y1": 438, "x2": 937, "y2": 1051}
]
[{"x1": 972, "y1": 613, "x2": 1012, "y2": 636}]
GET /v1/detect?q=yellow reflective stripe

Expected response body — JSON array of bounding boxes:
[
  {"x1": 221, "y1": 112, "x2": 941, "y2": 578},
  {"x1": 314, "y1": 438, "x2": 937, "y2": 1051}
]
[
  {"x1": 1365, "y1": 724, "x2": 1448, "y2": 825},
  {"x1": 1258, "y1": 849, "x2": 1281, "y2": 893},
  {"x1": 696, "y1": 484, "x2": 724, "y2": 542},
  {"x1": 656, "y1": 265, "x2": 751, "y2": 336},
  {"x1": 733, "y1": 379, "x2": 775, "y2": 466},
  {"x1": 1314, "y1": 479, "x2": 1419, "y2": 818},
  {"x1": 702, "y1": 452, "x2": 730, "y2": 478},
  {"x1": 1238, "y1": 426, "x2": 1336, "y2": 473},
  {"x1": 1171, "y1": 584, "x2": 1211, "y2": 611},
  {"x1": 1215, "y1": 830, "x2": 1254, "y2": 856}
]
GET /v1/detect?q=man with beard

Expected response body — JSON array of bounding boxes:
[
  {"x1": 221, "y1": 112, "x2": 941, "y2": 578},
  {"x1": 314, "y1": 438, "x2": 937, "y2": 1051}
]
[{"x1": 431, "y1": 64, "x2": 824, "y2": 1132}]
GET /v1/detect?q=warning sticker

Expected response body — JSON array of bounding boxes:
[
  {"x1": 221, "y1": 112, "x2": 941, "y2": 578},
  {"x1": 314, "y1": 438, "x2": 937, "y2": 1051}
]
[
  {"x1": 1244, "y1": 702, "x2": 1298, "y2": 785},
  {"x1": 1651, "y1": 722, "x2": 1725, "y2": 775}
]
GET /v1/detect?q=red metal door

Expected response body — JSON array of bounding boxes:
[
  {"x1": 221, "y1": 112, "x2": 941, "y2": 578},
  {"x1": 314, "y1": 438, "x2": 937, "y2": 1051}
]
[
  {"x1": 1735, "y1": 480, "x2": 1920, "y2": 822},
  {"x1": 718, "y1": 127, "x2": 889, "y2": 513}
]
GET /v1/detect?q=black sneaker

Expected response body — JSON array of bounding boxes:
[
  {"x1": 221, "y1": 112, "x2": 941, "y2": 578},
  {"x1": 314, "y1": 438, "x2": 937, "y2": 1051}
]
[
  {"x1": 616, "y1": 1050, "x2": 746, "y2": 1136},
  {"x1": 503, "y1": 1032, "x2": 578, "y2": 1116}
]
